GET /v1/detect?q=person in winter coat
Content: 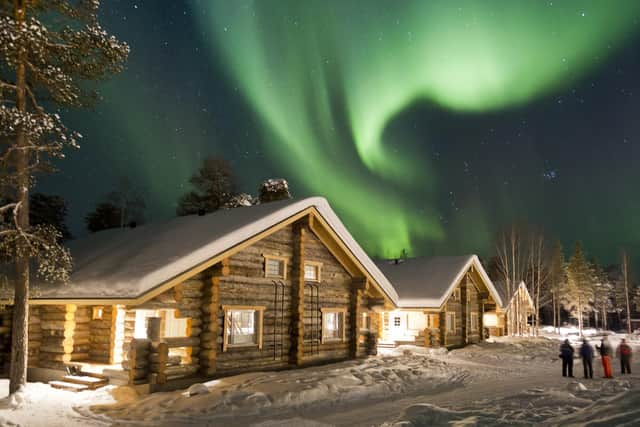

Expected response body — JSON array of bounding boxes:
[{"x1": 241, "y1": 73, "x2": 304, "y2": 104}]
[
  {"x1": 596, "y1": 337, "x2": 613, "y2": 378},
  {"x1": 579, "y1": 338, "x2": 594, "y2": 379},
  {"x1": 559, "y1": 339, "x2": 575, "y2": 377},
  {"x1": 616, "y1": 338, "x2": 632, "y2": 374}
]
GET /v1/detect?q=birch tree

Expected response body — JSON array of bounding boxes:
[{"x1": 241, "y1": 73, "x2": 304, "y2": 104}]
[
  {"x1": 548, "y1": 241, "x2": 566, "y2": 332},
  {"x1": 0, "y1": 0, "x2": 128, "y2": 395}
]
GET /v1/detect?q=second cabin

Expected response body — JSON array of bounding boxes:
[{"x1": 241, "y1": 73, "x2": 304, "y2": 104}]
[
  {"x1": 376, "y1": 255, "x2": 503, "y2": 349},
  {"x1": 0, "y1": 197, "x2": 397, "y2": 391}
]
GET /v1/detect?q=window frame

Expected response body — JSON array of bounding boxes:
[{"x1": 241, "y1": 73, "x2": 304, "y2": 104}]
[
  {"x1": 222, "y1": 305, "x2": 266, "y2": 352},
  {"x1": 393, "y1": 316, "x2": 401, "y2": 327},
  {"x1": 446, "y1": 312, "x2": 456, "y2": 334},
  {"x1": 470, "y1": 312, "x2": 478, "y2": 331},
  {"x1": 263, "y1": 254, "x2": 288, "y2": 279},
  {"x1": 92, "y1": 306, "x2": 104, "y2": 320},
  {"x1": 453, "y1": 288, "x2": 461, "y2": 301},
  {"x1": 303, "y1": 261, "x2": 323, "y2": 282},
  {"x1": 320, "y1": 307, "x2": 346, "y2": 343}
]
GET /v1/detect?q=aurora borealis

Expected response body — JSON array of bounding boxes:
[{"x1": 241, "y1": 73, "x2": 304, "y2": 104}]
[{"x1": 39, "y1": 1, "x2": 640, "y2": 264}]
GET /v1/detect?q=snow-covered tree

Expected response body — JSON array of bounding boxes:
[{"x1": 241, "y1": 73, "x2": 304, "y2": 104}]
[
  {"x1": 563, "y1": 242, "x2": 595, "y2": 335},
  {"x1": 177, "y1": 156, "x2": 236, "y2": 216},
  {"x1": 259, "y1": 178, "x2": 292, "y2": 203},
  {"x1": 0, "y1": 0, "x2": 128, "y2": 395},
  {"x1": 590, "y1": 260, "x2": 614, "y2": 330}
]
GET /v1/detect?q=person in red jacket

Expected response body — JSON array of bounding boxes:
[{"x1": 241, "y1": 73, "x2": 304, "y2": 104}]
[{"x1": 617, "y1": 338, "x2": 632, "y2": 375}]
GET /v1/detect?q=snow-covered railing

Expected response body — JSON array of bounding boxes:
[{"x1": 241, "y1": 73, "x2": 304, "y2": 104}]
[{"x1": 124, "y1": 318, "x2": 200, "y2": 386}]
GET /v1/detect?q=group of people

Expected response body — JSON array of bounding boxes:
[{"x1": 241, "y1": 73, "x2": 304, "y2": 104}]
[{"x1": 559, "y1": 337, "x2": 633, "y2": 379}]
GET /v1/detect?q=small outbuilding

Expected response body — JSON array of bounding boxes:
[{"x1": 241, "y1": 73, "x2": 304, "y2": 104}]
[
  {"x1": 376, "y1": 255, "x2": 503, "y2": 349},
  {"x1": 484, "y1": 281, "x2": 535, "y2": 337}
]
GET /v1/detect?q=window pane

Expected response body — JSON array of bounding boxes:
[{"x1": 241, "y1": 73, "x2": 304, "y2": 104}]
[
  {"x1": 324, "y1": 312, "x2": 340, "y2": 339},
  {"x1": 266, "y1": 258, "x2": 284, "y2": 277},
  {"x1": 394, "y1": 316, "x2": 401, "y2": 327},
  {"x1": 229, "y1": 310, "x2": 256, "y2": 345},
  {"x1": 304, "y1": 264, "x2": 318, "y2": 280}
]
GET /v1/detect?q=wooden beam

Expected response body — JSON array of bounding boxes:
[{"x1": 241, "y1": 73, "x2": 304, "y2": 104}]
[{"x1": 291, "y1": 221, "x2": 306, "y2": 366}]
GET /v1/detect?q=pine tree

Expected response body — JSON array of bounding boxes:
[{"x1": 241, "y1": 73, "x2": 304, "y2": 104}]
[
  {"x1": 176, "y1": 156, "x2": 236, "y2": 216},
  {"x1": 564, "y1": 242, "x2": 595, "y2": 335},
  {"x1": 0, "y1": 0, "x2": 128, "y2": 395},
  {"x1": 29, "y1": 193, "x2": 71, "y2": 240},
  {"x1": 84, "y1": 201, "x2": 122, "y2": 232}
]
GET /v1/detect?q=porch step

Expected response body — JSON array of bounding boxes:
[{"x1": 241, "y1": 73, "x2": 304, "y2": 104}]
[
  {"x1": 49, "y1": 380, "x2": 90, "y2": 392},
  {"x1": 62, "y1": 374, "x2": 108, "y2": 389}
]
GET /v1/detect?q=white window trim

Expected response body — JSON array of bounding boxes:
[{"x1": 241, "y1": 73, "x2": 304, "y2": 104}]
[
  {"x1": 470, "y1": 312, "x2": 478, "y2": 331},
  {"x1": 263, "y1": 254, "x2": 288, "y2": 279},
  {"x1": 320, "y1": 307, "x2": 346, "y2": 343},
  {"x1": 446, "y1": 312, "x2": 456, "y2": 334},
  {"x1": 222, "y1": 305, "x2": 265, "y2": 352},
  {"x1": 304, "y1": 261, "x2": 323, "y2": 282}
]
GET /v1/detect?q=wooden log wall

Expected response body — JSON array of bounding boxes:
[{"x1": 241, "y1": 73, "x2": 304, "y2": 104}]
[
  {"x1": 215, "y1": 226, "x2": 294, "y2": 374},
  {"x1": 200, "y1": 264, "x2": 223, "y2": 376},
  {"x1": 71, "y1": 305, "x2": 91, "y2": 362},
  {"x1": 0, "y1": 306, "x2": 12, "y2": 374},
  {"x1": 466, "y1": 277, "x2": 482, "y2": 344},
  {"x1": 89, "y1": 305, "x2": 114, "y2": 364},
  {"x1": 442, "y1": 284, "x2": 464, "y2": 348},
  {"x1": 302, "y1": 226, "x2": 352, "y2": 362},
  {"x1": 28, "y1": 306, "x2": 41, "y2": 367}
]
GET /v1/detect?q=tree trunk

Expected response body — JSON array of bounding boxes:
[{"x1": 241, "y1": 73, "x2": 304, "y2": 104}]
[
  {"x1": 623, "y1": 252, "x2": 632, "y2": 335},
  {"x1": 577, "y1": 295, "x2": 583, "y2": 336},
  {"x1": 9, "y1": 0, "x2": 30, "y2": 395}
]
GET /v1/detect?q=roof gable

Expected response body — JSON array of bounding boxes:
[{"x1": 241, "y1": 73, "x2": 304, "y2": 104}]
[
  {"x1": 2, "y1": 197, "x2": 398, "y2": 305},
  {"x1": 377, "y1": 255, "x2": 502, "y2": 308}
]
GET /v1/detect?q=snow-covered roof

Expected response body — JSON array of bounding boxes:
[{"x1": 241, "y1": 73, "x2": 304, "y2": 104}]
[
  {"x1": 494, "y1": 280, "x2": 534, "y2": 310},
  {"x1": 2, "y1": 197, "x2": 398, "y2": 304},
  {"x1": 376, "y1": 255, "x2": 502, "y2": 309}
]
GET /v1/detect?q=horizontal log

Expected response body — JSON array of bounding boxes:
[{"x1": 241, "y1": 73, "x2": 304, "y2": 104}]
[
  {"x1": 165, "y1": 364, "x2": 199, "y2": 379},
  {"x1": 164, "y1": 336, "x2": 199, "y2": 348}
]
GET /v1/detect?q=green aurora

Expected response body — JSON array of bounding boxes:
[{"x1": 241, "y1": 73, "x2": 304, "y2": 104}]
[{"x1": 188, "y1": 2, "x2": 638, "y2": 257}]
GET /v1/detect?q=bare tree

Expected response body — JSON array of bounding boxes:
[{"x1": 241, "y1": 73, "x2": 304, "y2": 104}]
[
  {"x1": 527, "y1": 230, "x2": 549, "y2": 336},
  {"x1": 495, "y1": 224, "x2": 528, "y2": 301}
]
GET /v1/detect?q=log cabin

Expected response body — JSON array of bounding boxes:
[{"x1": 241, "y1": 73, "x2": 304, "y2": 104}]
[
  {"x1": 376, "y1": 255, "x2": 503, "y2": 349},
  {"x1": 483, "y1": 281, "x2": 535, "y2": 337},
  {"x1": 0, "y1": 197, "x2": 397, "y2": 392}
]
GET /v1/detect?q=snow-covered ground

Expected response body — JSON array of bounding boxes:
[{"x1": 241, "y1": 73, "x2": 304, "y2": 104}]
[{"x1": 0, "y1": 332, "x2": 638, "y2": 426}]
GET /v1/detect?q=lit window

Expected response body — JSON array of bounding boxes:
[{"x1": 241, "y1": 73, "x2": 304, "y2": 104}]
[
  {"x1": 92, "y1": 306, "x2": 104, "y2": 320},
  {"x1": 304, "y1": 262, "x2": 322, "y2": 282},
  {"x1": 264, "y1": 256, "x2": 286, "y2": 279},
  {"x1": 321, "y1": 308, "x2": 345, "y2": 342},
  {"x1": 223, "y1": 305, "x2": 265, "y2": 351},
  {"x1": 361, "y1": 312, "x2": 371, "y2": 330},
  {"x1": 394, "y1": 316, "x2": 401, "y2": 327},
  {"x1": 163, "y1": 309, "x2": 188, "y2": 338},
  {"x1": 446, "y1": 312, "x2": 456, "y2": 333}
]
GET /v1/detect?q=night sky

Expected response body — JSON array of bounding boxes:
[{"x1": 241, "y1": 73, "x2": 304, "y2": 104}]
[{"x1": 38, "y1": 0, "x2": 640, "y2": 266}]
